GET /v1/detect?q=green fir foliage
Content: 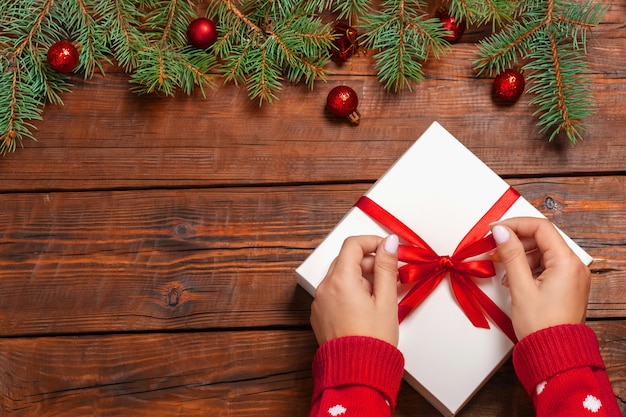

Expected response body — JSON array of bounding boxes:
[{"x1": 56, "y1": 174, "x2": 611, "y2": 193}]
[
  {"x1": 331, "y1": 0, "x2": 370, "y2": 22},
  {"x1": 447, "y1": 0, "x2": 517, "y2": 27},
  {"x1": 0, "y1": 0, "x2": 220, "y2": 155},
  {"x1": 0, "y1": 0, "x2": 608, "y2": 154},
  {"x1": 359, "y1": 0, "x2": 449, "y2": 92},
  {"x1": 474, "y1": 0, "x2": 607, "y2": 143},
  {"x1": 207, "y1": 0, "x2": 334, "y2": 104}
]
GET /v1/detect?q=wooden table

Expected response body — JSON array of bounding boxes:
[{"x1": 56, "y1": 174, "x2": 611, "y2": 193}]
[{"x1": 0, "y1": 2, "x2": 624, "y2": 416}]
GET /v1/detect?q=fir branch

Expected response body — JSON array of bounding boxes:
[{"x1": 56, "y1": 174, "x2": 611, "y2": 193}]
[
  {"x1": 360, "y1": 0, "x2": 449, "y2": 92},
  {"x1": 60, "y1": 0, "x2": 112, "y2": 77},
  {"x1": 474, "y1": 0, "x2": 606, "y2": 143},
  {"x1": 447, "y1": 0, "x2": 519, "y2": 27},
  {"x1": 144, "y1": 0, "x2": 196, "y2": 47},
  {"x1": 129, "y1": 0, "x2": 218, "y2": 96},
  {"x1": 331, "y1": 0, "x2": 371, "y2": 23},
  {"x1": 246, "y1": 47, "x2": 282, "y2": 104},
  {"x1": 26, "y1": 43, "x2": 72, "y2": 105},
  {"x1": 209, "y1": 0, "x2": 332, "y2": 103},
  {"x1": 473, "y1": 16, "x2": 544, "y2": 75},
  {"x1": 0, "y1": 0, "x2": 71, "y2": 153},
  {"x1": 135, "y1": 45, "x2": 177, "y2": 95},
  {"x1": 303, "y1": 0, "x2": 334, "y2": 15},
  {"x1": 179, "y1": 46, "x2": 217, "y2": 96},
  {"x1": 553, "y1": 0, "x2": 607, "y2": 52},
  {"x1": 109, "y1": 0, "x2": 148, "y2": 71},
  {"x1": 0, "y1": 59, "x2": 44, "y2": 155},
  {"x1": 525, "y1": 30, "x2": 593, "y2": 143},
  {"x1": 4, "y1": 0, "x2": 56, "y2": 58},
  {"x1": 266, "y1": 14, "x2": 333, "y2": 87}
]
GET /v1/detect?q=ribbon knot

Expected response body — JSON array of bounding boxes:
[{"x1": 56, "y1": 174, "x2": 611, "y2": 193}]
[
  {"x1": 438, "y1": 256, "x2": 454, "y2": 271},
  {"x1": 354, "y1": 187, "x2": 521, "y2": 343}
]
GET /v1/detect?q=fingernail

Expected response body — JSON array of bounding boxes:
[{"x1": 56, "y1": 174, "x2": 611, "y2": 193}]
[
  {"x1": 384, "y1": 234, "x2": 399, "y2": 254},
  {"x1": 492, "y1": 225, "x2": 510, "y2": 245}
]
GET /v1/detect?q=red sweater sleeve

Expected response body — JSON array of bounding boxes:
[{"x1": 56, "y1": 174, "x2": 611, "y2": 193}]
[
  {"x1": 513, "y1": 324, "x2": 622, "y2": 417},
  {"x1": 309, "y1": 336, "x2": 404, "y2": 417}
]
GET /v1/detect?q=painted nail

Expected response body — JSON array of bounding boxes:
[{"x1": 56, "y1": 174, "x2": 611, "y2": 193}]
[
  {"x1": 492, "y1": 225, "x2": 510, "y2": 245},
  {"x1": 384, "y1": 234, "x2": 399, "y2": 254}
]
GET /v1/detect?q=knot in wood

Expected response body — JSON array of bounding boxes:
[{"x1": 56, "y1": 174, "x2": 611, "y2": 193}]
[
  {"x1": 175, "y1": 223, "x2": 189, "y2": 236},
  {"x1": 167, "y1": 287, "x2": 180, "y2": 307},
  {"x1": 544, "y1": 196, "x2": 556, "y2": 210}
]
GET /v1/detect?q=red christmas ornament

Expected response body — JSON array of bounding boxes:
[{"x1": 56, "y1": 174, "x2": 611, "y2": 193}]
[
  {"x1": 332, "y1": 20, "x2": 359, "y2": 62},
  {"x1": 493, "y1": 68, "x2": 525, "y2": 102},
  {"x1": 327, "y1": 86, "x2": 360, "y2": 125},
  {"x1": 47, "y1": 40, "x2": 79, "y2": 73},
  {"x1": 438, "y1": 9, "x2": 465, "y2": 42},
  {"x1": 187, "y1": 17, "x2": 218, "y2": 49}
]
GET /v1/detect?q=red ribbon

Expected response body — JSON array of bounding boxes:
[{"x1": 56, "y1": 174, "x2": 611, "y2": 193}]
[{"x1": 355, "y1": 187, "x2": 520, "y2": 343}]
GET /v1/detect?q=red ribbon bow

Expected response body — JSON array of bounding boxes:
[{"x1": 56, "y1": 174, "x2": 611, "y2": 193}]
[{"x1": 355, "y1": 187, "x2": 520, "y2": 343}]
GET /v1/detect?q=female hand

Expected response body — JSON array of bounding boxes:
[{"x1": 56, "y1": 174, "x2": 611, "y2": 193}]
[
  {"x1": 490, "y1": 217, "x2": 591, "y2": 340},
  {"x1": 310, "y1": 234, "x2": 400, "y2": 346}
]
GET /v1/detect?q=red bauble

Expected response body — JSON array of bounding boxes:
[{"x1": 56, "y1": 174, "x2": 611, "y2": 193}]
[
  {"x1": 47, "y1": 40, "x2": 79, "y2": 73},
  {"x1": 493, "y1": 68, "x2": 525, "y2": 102},
  {"x1": 438, "y1": 10, "x2": 465, "y2": 42},
  {"x1": 327, "y1": 86, "x2": 360, "y2": 125},
  {"x1": 332, "y1": 20, "x2": 359, "y2": 62},
  {"x1": 187, "y1": 17, "x2": 218, "y2": 49}
]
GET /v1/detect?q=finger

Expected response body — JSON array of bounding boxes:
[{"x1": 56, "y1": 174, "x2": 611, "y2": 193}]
[
  {"x1": 331, "y1": 235, "x2": 384, "y2": 283},
  {"x1": 490, "y1": 244, "x2": 540, "y2": 269},
  {"x1": 491, "y1": 224, "x2": 536, "y2": 298},
  {"x1": 526, "y1": 248, "x2": 542, "y2": 271},
  {"x1": 361, "y1": 276, "x2": 373, "y2": 293},
  {"x1": 372, "y1": 234, "x2": 400, "y2": 303},
  {"x1": 360, "y1": 254, "x2": 376, "y2": 275},
  {"x1": 335, "y1": 235, "x2": 382, "y2": 264},
  {"x1": 497, "y1": 217, "x2": 570, "y2": 257}
]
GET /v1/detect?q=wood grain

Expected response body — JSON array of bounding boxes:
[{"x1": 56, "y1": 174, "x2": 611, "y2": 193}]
[
  {"x1": 0, "y1": 1, "x2": 624, "y2": 416},
  {"x1": 0, "y1": 330, "x2": 316, "y2": 417},
  {"x1": 0, "y1": 178, "x2": 624, "y2": 336}
]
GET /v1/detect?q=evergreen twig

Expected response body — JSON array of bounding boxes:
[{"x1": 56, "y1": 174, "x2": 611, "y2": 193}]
[
  {"x1": 208, "y1": 0, "x2": 334, "y2": 104},
  {"x1": 359, "y1": 0, "x2": 449, "y2": 92},
  {"x1": 447, "y1": 0, "x2": 518, "y2": 27},
  {"x1": 473, "y1": 0, "x2": 606, "y2": 143}
]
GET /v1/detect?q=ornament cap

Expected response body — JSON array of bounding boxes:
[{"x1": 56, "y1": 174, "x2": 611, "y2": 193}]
[{"x1": 347, "y1": 110, "x2": 361, "y2": 125}]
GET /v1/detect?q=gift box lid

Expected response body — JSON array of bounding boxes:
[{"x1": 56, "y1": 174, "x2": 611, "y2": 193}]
[{"x1": 296, "y1": 121, "x2": 593, "y2": 416}]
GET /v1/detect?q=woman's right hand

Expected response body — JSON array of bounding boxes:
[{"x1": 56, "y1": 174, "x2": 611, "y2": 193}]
[{"x1": 490, "y1": 217, "x2": 591, "y2": 340}]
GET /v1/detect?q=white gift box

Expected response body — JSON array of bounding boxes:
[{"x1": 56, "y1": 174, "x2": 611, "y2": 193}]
[{"x1": 296, "y1": 122, "x2": 593, "y2": 416}]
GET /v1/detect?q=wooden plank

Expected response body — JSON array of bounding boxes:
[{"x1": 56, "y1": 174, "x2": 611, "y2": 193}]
[
  {"x1": 0, "y1": 322, "x2": 623, "y2": 416},
  {"x1": 0, "y1": 330, "x2": 316, "y2": 417},
  {"x1": 0, "y1": 3, "x2": 623, "y2": 191},
  {"x1": 0, "y1": 178, "x2": 624, "y2": 336}
]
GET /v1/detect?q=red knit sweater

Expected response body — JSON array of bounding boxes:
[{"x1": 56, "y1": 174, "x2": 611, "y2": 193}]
[{"x1": 310, "y1": 324, "x2": 622, "y2": 417}]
